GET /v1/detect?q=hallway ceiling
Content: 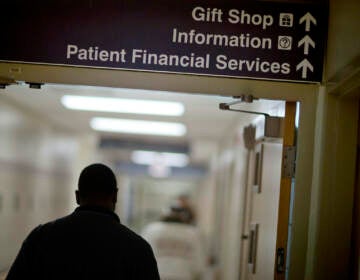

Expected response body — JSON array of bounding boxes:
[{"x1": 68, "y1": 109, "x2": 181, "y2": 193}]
[{"x1": 1, "y1": 83, "x2": 284, "y2": 170}]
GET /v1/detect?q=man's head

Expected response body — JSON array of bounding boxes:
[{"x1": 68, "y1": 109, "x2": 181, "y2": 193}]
[{"x1": 75, "y1": 163, "x2": 118, "y2": 211}]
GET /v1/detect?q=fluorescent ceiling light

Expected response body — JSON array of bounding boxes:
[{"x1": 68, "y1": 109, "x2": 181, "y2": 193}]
[
  {"x1": 90, "y1": 117, "x2": 187, "y2": 137},
  {"x1": 61, "y1": 95, "x2": 184, "y2": 116},
  {"x1": 131, "y1": 150, "x2": 189, "y2": 167}
]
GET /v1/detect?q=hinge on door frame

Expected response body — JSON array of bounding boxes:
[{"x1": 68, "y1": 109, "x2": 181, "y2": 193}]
[{"x1": 282, "y1": 146, "x2": 296, "y2": 178}]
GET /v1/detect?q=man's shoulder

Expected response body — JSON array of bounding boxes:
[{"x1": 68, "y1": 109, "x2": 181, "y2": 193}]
[
  {"x1": 117, "y1": 223, "x2": 152, "y2": 248},
  {"x1": 27, "y1": 213, "x2": 151, "y2": 249},
  {"x1": 23, "y1": 213, "x2": 74, "y2": 241},
  {"x1": 32, "y1": 213, "x2": 73, "y2": 231}
]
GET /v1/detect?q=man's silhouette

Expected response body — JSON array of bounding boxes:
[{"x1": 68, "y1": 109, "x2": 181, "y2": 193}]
[{"x1": 6, "y1": 163, "x2": 160, "y2": 280}]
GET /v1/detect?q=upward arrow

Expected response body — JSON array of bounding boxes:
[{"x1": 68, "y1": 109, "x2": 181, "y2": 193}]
[
  {"x1": 299, "y1": 12, "x2": 317, "y2": 32},
  {"x1": 298, "y1": 35, "x2": 315, "y2": 55},
  {"x1": 296, "y1": 59, "x2": 314, "y2": 79}
]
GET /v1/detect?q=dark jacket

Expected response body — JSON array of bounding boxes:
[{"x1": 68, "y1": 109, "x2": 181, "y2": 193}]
[{"x1": 6, "y1": 206, "x2": 160, "y2": 280}]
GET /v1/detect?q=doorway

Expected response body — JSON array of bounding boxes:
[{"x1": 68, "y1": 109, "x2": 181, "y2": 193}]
[{"x1": 0, "y1": 83, "x2": 291, "y2": 280}]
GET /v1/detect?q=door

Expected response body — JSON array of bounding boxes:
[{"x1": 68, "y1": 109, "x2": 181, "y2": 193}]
[
  {"x1": 239, "y1": 102, "x2": 297, "y2": 280},
  {"x1": 247, "y1": 141, "x2": 283, "y2": 280}
]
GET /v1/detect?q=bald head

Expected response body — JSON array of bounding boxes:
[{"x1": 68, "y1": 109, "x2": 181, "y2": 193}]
[{"x1": 76, "y1": 163, "x2": 118, "y2": 210}]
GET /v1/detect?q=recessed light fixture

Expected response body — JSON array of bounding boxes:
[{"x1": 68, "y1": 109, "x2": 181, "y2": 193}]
[
  {"x1": 131, "y1": 150, "x2": 189, "y2": 167},
  {"x1": 90, "y1": 117, "x2": 187, "y2": 137},
  {"x1": 61, "y1": 95, "x2": 184, "y2": 116}
]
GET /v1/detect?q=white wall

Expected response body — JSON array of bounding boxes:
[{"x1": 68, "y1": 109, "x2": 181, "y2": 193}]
[
  {"x1": 326, "y1": 0, "x2": 360, "y2": 79},
  {"x1": 301, "y1": 0, "x2": 360, "y2": 278},
  {"x1": 0, "y1": 97, "x2": 79, "y2": 272},
  {"x1": 196, "y1": 126, "x2": 249, "y2": 280}
]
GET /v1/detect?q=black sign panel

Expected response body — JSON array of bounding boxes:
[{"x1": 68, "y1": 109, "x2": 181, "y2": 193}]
[{"x1": 0, "y1": 1, "x2": 327, "y2": 83}]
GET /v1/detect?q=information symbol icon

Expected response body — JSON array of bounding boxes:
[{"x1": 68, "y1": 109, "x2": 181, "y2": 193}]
[{"x1": 278, "y1": 36, "x2": 292, "y2": 50}]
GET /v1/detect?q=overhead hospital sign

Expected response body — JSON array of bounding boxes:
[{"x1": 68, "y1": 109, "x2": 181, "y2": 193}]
[{"x1": 0, "y1": 1, "x2": 327, "y2": 83}]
